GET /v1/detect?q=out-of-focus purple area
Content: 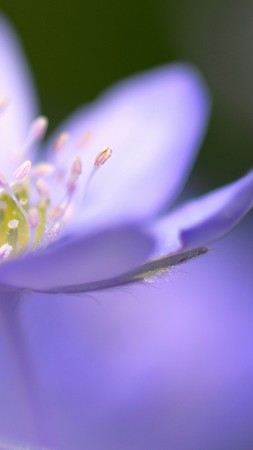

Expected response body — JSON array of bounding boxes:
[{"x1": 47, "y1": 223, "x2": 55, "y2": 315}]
[
  {"x1": 0, "y1": 2, "x2": 252, "y2": 449},
  {"x1": 0, "y1": 215, "x2": 250, "y2": 450}
]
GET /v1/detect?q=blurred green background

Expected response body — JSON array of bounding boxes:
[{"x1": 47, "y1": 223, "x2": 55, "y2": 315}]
[{"x1": 1, "y1": 0, "x2": 252, "y2": 189}]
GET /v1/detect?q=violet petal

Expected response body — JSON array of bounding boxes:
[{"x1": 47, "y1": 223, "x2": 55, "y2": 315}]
[
  {"x1": 0, "y1": 15, "x2": 38, "y2": 176},
  {"x1": 0, "y1": 225, "x2": 154, "y2": 290},
  {"x1": 152, "y1": 170, "x2": 253, "y2": 254},
  {"x1": 47, "y1": 64, "x2": 210, "y2": 231}
]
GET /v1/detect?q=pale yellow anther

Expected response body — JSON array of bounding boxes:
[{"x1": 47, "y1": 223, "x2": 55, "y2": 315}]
[
  {"x1": 71, "y1": 156, "x2": 82, "y2": 176},
  {"x1": 32, "y1": 163, "x2": 54, "y2": 178},
  {"x1": 67, "y1": 156, "x2": 82, "y2": 192},
  {"x1": 28, "y1": 208, "x2": 40, "y2": 228},
  {"x1": 0, "y1": 106, "x2": 112, "y2": 256},
  {"x1": 8, "y1": 219, "x2": 19, "y2": 230},
  {"x1": 94, "y1": 146, "x2": 112, "y2": 167},
  {"x1": 36, "y1": 178, "x2": 50, "y2": 198},
  {"x1": 53, "y1": 132, "x2": 69, "y2": 151},
  {"x1": 13, "y1": 160, "x2": 32, "y2": 182},
  {"x1": 29, "y1": 116, "x2": 48, "y2": 141},
  {"x1": 19, "y1": 198, "x2": 28, "y2": 207}
]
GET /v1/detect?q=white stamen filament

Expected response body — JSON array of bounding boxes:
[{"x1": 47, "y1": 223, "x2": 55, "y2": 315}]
[
  {"x1": 67, "y1": 156, "x2": 82, "y2": 193},
  {"x1": 29, "y1": 116, "x2": 48, "y2": 142},
  {"x1": 0, "y1": 107, "x2": 112, "y2": 259},
  {"x1": 10, "y1": 116, "x2": 49, "y2": 168},
  {"x1": 45, "y1": 156, "x2": 82, "y2": 241},
  {"x1": 0, "y1": 177, "x2": 29, "y2": 223},
  {"x1": 82, "y1": 147, "x2": 113, "y2": 201}
]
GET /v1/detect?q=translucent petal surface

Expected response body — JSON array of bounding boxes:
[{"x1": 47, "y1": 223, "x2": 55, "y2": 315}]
[
  {"x1": 152, "y1": 171, "x2": 253, "y2": 254},
  {"x1": 47, "y1": 64, "x2": 210, "y2": 231},
  {"x1": 0, "y1": 291, "x2": 40, "y2": 445},
  {"x1": 0, "y1": 16, "x2": 38, "y2": 176},
  {"x1": 0, "y1": 225, "x2": 153, "y2": 290},
  {"x1": 1, "y1": 219, "x2": 252, "y2": 450}
]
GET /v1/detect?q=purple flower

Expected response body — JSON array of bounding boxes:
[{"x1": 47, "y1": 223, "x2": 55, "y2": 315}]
[
  {"x1": 0, "y1": 14, "x2": 253, "y2": 450},
  {"x1": 0, "y1": 16, "x2": 252, "y2": 295},
  {"x1": 1, "y1": 210, "x2": 253, "y2": 450}
]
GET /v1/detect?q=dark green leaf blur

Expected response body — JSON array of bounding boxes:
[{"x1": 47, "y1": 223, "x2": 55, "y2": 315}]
[{"x1": 1, "y1": 0, "x2": 252, "y2": 189}]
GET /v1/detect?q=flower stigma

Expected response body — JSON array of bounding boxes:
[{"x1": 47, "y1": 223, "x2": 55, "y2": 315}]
[{"x1": 0, "y1": 114, "x2": 113, "y2": 262}]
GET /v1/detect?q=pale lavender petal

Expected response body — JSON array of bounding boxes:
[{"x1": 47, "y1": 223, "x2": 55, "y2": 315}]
[
  {"x1": 2, "y1": 217, "x2": 252, "y2": 450},
  {"x1": 0, "y1": 15, "x2": 38, "y2": 176},
  {"x1": 0, "y1": 225, "x2": 153, "y2": 290},
  {"x1": 0, "y1": 291, "x2": 45, "y2": 446},
  {"x1": 152, "y1": 171, "x2": 253, "y2": 254},
  {"x1": 47, "y1": 64, "x2": 210, "y2": 230}
]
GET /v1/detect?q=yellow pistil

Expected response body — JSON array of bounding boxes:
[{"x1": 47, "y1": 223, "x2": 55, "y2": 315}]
[{"x1": 0, "y1": 187, "x2": 30, "y2": 255}]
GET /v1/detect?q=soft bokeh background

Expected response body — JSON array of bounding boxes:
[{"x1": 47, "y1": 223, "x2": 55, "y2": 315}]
[
  {"x1": 1, "y1": 0, "x2": 252, "y2": 187},
  {"x1": 0, "y1": 2, "x2": 253, "y2": 450}
]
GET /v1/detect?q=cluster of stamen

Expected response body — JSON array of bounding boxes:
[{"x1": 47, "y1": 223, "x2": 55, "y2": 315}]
[{"x1": 0, "y1": 115, "x2": 112, "y2": 262}]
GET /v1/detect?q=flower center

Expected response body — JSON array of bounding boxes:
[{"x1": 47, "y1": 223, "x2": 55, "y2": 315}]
[{"x1": 0, "y1": 115, "x2": 112, "y2": 262}]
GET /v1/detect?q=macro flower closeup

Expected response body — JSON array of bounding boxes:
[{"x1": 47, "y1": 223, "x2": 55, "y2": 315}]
[
  {"x1": 0, "y1": 12, "x2": 253, "y2": 450},
  {"x1": 0, "y1": 16, "x2": 252, "y2": 295}
]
